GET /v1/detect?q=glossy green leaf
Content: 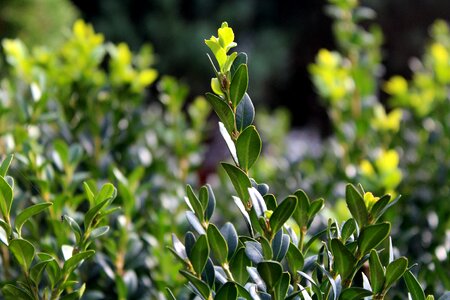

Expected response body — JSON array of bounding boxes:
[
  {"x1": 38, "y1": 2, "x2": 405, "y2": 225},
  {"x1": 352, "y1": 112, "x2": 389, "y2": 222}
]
[
  {"x1": 231, "y1": 52, "x2": 248, "y2": 77},
  {"x1": 83, "y1": 182, "x2": 95, "y2": 205},
  {"x1": 385, "y1": 257, "x2": 408, "y2": 290},
  {"x1": 198, "y1": 186, "x2": 209, "y2": 214},
  {"x1": 63, "y1": 215, "x2": 82, "y2": 244},
  {"x1": 358, "y1": 222, "x2": 391, "y2": 256},
  {"x1": 9, "y1": 238, "x2": 35, "y2": 270},
  {"x1": 230, "y1": 64, "x2": 248, "y2": 108},
  {"x1": 94, "y1": 183, "x2": 116, "y2": 205},
  {"x1": 245, "y1": 241, "x2": 264, "y2": 264},
  {"x1": 341, "y1": 218, "x2": 357, "y2": 242},
  {"x1": 257, "y1": 260, "x2": 283, "y2": 291},
  {"x1": 222, "y1": 163, "x2": 252, "y2": 206},
  {"x1": 180, "y1": 270, "x2": 210, "y2": 299},
  {"x1": 269, "y1": 196, "x2": 297, "y2": 237},
  {"x1": 30, "y1": 259, "x2": 51, "y2": 284},
  {"x1": 0, "y1": 175, "x2": 13, "y2": 220},
  {"x1": 207, "y1": 224, "x2": 228, "y2": 264},
  {"x1": 308, "y1": 198, "x2": 324, "y2": 221},
  {"x1": 404, "y1": 270, "x2": 426, "y2": 300},
  {"x1": 219, "y1": 121, "x2": 239, "y2": 164},
  {"x1": 84, "y1": 197, "x2": 113, "y2": 231},
  {"x1": 215, "y1": 282, "x2": 238, "y2": 300},
  {"x1": 1, "y1": 284, "x2": 33, "y2": 300},
  {"x1": 274, "y1": 272, "x2": 291, "y2": 300},
  {"x1": 339, "y1": 287, "x2": 373, "y2": 300},
  {"x1": 189, "y1": 234, "x2": 209, "y2": 275},
  {"x1": 230, "y1": 247, "x2": 251, "y2": 284},
  {"x1": 330, "y1": 238, "x2": 356, "y2": 280},
  {"x1": 62, "y1": 250, "x2": 95, "y2": 275},
  {"x1": 369, "y1": 249, "x2": 385, "y2": 294},
  {"x1": 15, "y1": 202, "x2": 53, "y2": 235},
  {"x1": 236, "y1": 125, "x2": 261, "y2": 171},
  {"x1": 205, "y1": 184, "x2": 216, "y2": 221},
  {"x1": 0, "y1": 154, "x2": 14, "y2": 177},
  {"x1": 293, "y1": 189, "x2": 310, "y2": 228},
  {"x1": 236, "y1": 93, "x2": 255, "y2": 132},
  {"x1": 345, "y1": 184, "x2": 368, "y2": 227},
  {"x1": 286, "y1": 242, "x2": 304, "y2": 273},
  {"x1": 89, "y1": 226, "x2": 110, "y2": 240},
  {"x1": 205, "y1": 92, "x2": 235, "y2": 133},
  {"x1": 186, "y1": 184, "x2": 204, "y2": 223},
  {"x1": 221, "y1": 222, "x2": 238, "y2": 259}
]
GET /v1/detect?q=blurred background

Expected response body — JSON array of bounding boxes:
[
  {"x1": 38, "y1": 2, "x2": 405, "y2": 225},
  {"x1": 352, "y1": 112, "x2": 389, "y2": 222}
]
[{"x1": 1, "y1": 0, "x2": 449, "y2": 132}]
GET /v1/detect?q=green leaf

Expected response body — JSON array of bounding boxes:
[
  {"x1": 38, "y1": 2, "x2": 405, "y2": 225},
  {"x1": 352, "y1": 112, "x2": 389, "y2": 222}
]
[
  {"x1": 205, "y1": 92, "x2": 235, "y2": 133},
  {"x1": 53, "y1": 139, "x2": 69, "y2": 170},
  {"x1": 330, "y1": 238, "x2": 356, "y2": 280},
  {"x1": 369, "y1": 249, "x2": 385, "y2": 294},
  {"x1": 341, "y1": 218, "x2": 357, "y2": 242},
  {"x1": 404, "y1": 270, "x2": 426, "y2": 300},
  {"x1": 83, "y1": 182, "x2": 95, "y2": 205},
  {"x1": 221, "y1": 163, "x2": 252, "y2": 206},
  {"x1": 222, "y1": 52, "x2": 238, "y2": 73},
  {"x1": 235, "y1": 93, "x2": 255, "y2": 132},
  {"x1": 0, "y1": 175, "x2": 13, "y2": 220},
  {"x1": 219, "y1": 121, "x2": 238, "y2": 164},
  {"x1": 62, "y1": 250, "x2": 95, "y2": 275},
  {"x1": 308, "y1": 198, "x2": 324, "y2": 221},
  {"x1": 89, "y1": 226, "x2": 110, "y2": 240},
  {"x1": 207, "y1": 224, "x2": 228, "y2": 265},
  {"x1": 286, "y1": 242, "x2": 304, "y2": 273},
  {"x1": 63, "y1": 215, "x2": 82, "y2": 244},
  {"x1": 293, "y1": 189, "x2": 310, "y2": 228},
  {"x1": 180, "y1": 270, "x2": 210, "y2": 299},
  {"x1": 221, "y1": 222, "x2": 238, "y2": 260},
  {"x1": 198, "y1": 186, "x2": 209, "y2": 213},
  {"x1": 339, "y1": 287, "x2": 373, "y2": 300},
  {"x1": 230, "y1": 64, "x2": 249, "y2": 108},
  {"x1": 9, "y1": 239, "x2": 35, "y2": 271},
  {"x1": 230, "y1": 247, "x2": 251, "y2": 284},
  {"x1": 358, "y1": 222, "x2": 391, "y2": 256},
  {"x1": 257, "y1": 260, "x2": 283, "y2": 291},
  {"x1": 30, "y1": 259, "x2": 51, "y2": 284},
  {"x1": 0, "y1": 154, "x2": 14, "y2": 177},
  {"x1": 94, "y1": 183, "x2": 116, "y2": 205},
  {"x1": 231, "y1": 53, "x2": 248, "y2": 77},
  {"x1": 274, "y1": 272, "x2": 291, "y2": 300},
  {"x1": 37, "y1": 253, "x2": 60, "y2": 288},
  {"x1": 15, "y1": 202, "x2": 53, "y2": 235},
  {"x1": 84, "y1": 197, "x2": 113, "y2": 231},
  {"x1": 186, "y1": 184, "x2": 204, "y2": 223},
  {"x1": 384, "y1": 257, "x2": 408, "y2": 290},
  {"x1": 1, "y1": 284, "x2": 33, "y2": 300},
  {"x1": 215, "y1": 282, "x2": 238, "y2": 300},
  {"x1": 236, "y1": 125, "x2": 261, "y2": 171},
  {"x1": 269, "y1": 196, "x2": 297, "y2": 237},
  {"x1": 345, "y1": 184, "x2": 368, "y2": 227},
  {"x1": 189, "y1": 234, "x2": 209, "y2": 275},
  {"x1": 205, "y1": 184, "x2": 216, "y2": 221}
]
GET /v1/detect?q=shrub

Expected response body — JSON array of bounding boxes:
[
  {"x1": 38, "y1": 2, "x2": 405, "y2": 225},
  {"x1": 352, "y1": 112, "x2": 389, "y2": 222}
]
[{"x1": 169, "y1": 22, "x2": 444, "y2": 300}]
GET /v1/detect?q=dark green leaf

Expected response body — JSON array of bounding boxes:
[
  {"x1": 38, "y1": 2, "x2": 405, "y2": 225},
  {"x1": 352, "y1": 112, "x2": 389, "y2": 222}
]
[
  {"x1": 198, "y1": 186, "x2": 209, "y2": 214},
  {"x1": 30, "y1": 259, "x2": 51, "y2": 284},
  {"x1": 207, "y1": 224, "x2": 228, "y2": 264},
  {"x1": 293, "y1": 190, "x2": 310, "y2": 228},
  {"x1": 249, "y1": 187, "x2": 267, "y2": 217},
  {"x1": 259, "y1": 235, "x2": 273, "y2": 259},
  {"x1": 308, "y1": 198, "x2": 324, "y2": 225},
  {"x1": 298, "y1": 271, "x2": 323, "y2": 300},
  {"x1": 345, "y1": 184, "x2": 368, "y2": 227},
  {"x1": 231, "y1": 52, "x2": 248, "y2": 77},
  {"x1": 84, "y1": 197, "x2": 113, "y2": 230},
  {"x1": 341, "y1": 219, "x2": 357, "y2": 242},
  {"x1": 245, "y1": 241, "x2": 264, "y2": 264},
  {"x1": 404, "y1": 270, "x2": 426, "y2": 300},
  {"x1": 9, "y1": 238, "x2": 35, "y2": 270},
  {"x1": 369, "y1": 249, "x2": 385, "y2": 294},
  {"x1": 236, "y1": 93, "x2": 255, "y2": 132},
  {"x1": 180, "y1": 270, "x2": 210, "y2": 299},
  {"x1": 286, "y1": 243, "x2": 304, "y2": 273},
  {"x1": 330, "y1": 239, "x2": 356, "y2": 280},
  {"x1": 15, "y1": 202, "x2": 52, "y2": 234},
  {"x1": 205, "y1": 92, "x2": 235, "y2": 133},
  {"x1": 222, "y1": 163, "x2": 252, "y2": 206},
  {"x1": 236, "y1": 125, "x2": 261, "y2": 171},
  {"x1": 186, "y1": 184, "x2": 204, "y2": 223},
  {"x1": 1, "y1": 284, "x2": 33, "y2": 300},
  {"x1": 384, "y1": 257, "x2": 408, "y2": 290},
  {"x1": 63, "y1": 215, "x2": 82, "y2": 244},
  {"x1": 272, "y1": 232, "x2": 290, "y2": 262},
  {"x1": 0, "y1": 154, "x2": 14, "y2": 177},
  {"x1": 264, "y1": 194, "x2": 277, "y2": 211},
  {"x1": 205, "y1": 184, "x2": 216, "y2": 221},
  {"x1": 230, "y1": 64, "x2": 248, "y2": 108},
  {"x1": 358, "y1": 222, "x2": 391, "y2": 256},
  {"x1": 189, "y1": 234, "x2": 209, "y2": 275},
  {"x1": 215, "y1": 282, "x2": 238, "y2": 300},
  {"x1": 369, "y1": 194, "x2": 391, "y2": 222},
  {"x1": 269, "y1": 196, "x2": 297, "y2": 237},
  {"x1": 274, "y1": 272, "x2": 290, "y2": 300},
  {"x1": 0, "y1": 175, "x2": 13, "y2": 220},
  {"x1": 202, "y1": 258, "x2": 215, "y2": 288},
  {"x1": 257, "y1": 260, "x2": 283, "y2": 291},
  {"x1": 339, "y1": 287, "x2": 373, "y2": 300},
  {"x1": 186, "y1": 211, "x2": 206, "y2": 234},
  {"x1": 230, "y1": 248, "x2": 251, "y2": 284},
  {"x1": 185, "y1": 231, "x2": 196, "y2": 258}
]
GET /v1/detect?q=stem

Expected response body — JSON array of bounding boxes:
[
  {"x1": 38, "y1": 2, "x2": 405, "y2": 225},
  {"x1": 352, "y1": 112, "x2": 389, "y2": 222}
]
[
  {"x1": 298, "y1": 226, "x2": 306, "y2": 252},
  {"x1": 222, "y1": 263, "x2": 235, "y2": 281}
]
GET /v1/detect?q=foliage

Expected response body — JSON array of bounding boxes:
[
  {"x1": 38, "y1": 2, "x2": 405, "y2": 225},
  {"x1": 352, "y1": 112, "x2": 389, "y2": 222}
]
[
  {"x1": 0, "y1": 20, "x2": 209, "y2": 298},
  {"x1": 170, "y1": 22, "x2": 440, "y2": 300}
]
